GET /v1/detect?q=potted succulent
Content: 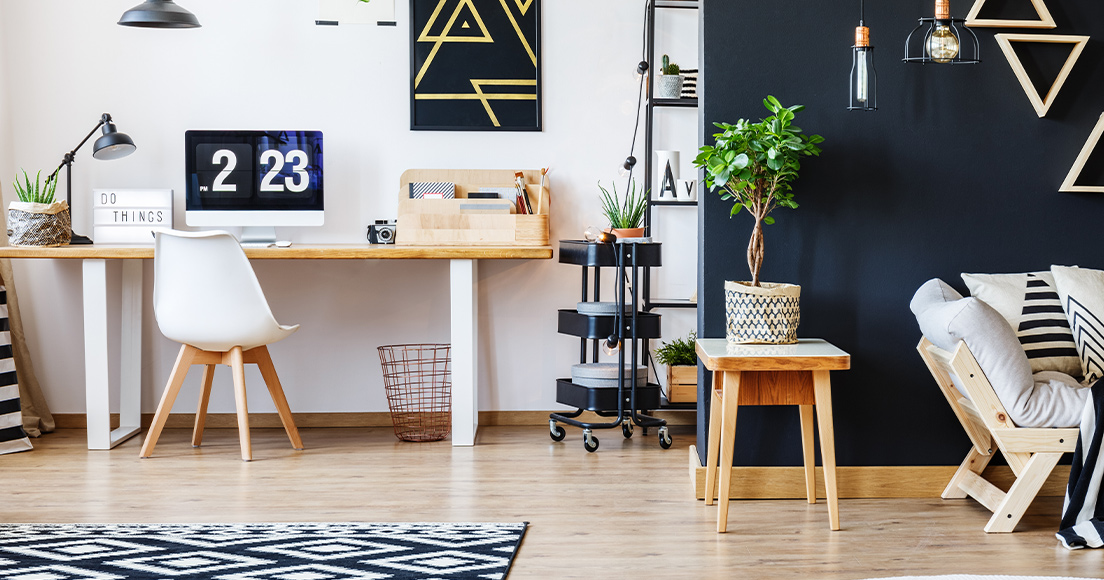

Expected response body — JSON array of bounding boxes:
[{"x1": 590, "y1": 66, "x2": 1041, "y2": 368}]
[
  {"x1": 655, "y1": 331, "x2": 697, "y2": 403},
  {"x1": 657, "y1": 54, "x2": 683, "y2": 99},
  {"x1": 693, "y1": 96, "x2": 824, "y2": 344},
  {"x1": 7, "y1": 170, "x2": 71, "y2": 247},
  {"x1": 599, "y1": 179, "x2": 648, "y2": 239}
]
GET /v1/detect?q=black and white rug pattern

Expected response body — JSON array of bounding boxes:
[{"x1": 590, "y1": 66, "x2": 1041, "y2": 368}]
[{"x1": 0, "y1": 523, "x2": 527, "y2": 580}]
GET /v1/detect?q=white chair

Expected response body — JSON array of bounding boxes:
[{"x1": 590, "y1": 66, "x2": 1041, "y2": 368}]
[{"x1": 140, "y1": 230, "x2": 303, "y2": 461}]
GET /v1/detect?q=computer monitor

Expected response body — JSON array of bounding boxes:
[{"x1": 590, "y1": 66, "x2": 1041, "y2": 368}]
[{"x1": 185, "y1": 130, "x2": 323, "y2": 245}]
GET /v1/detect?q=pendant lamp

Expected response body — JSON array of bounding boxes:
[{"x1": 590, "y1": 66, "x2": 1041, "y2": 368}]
[
  {"x1": 904, "y1": 0, "x2": 980, "y2": 64},
  {"x1": 848, "y1": 0, "x2": 877, "y2": 111},
  {"x1": 118, "y1": 0, "x2": 201, "y2": 28}
]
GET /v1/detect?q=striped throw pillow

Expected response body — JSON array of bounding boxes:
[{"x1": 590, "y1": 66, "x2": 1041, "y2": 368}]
[
  {"x1": 962, "y1": 271, "x2": 1083, "y2": 378},
  {"x1": 1051, "y1": 266, "x2": 1104, "y2": 383},
  {"x1": 0, "y1": 285, "x2": 31, "y2": 455}
]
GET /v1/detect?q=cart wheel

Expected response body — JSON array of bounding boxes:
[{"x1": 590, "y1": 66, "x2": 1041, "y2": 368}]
[
  {"x1": 549, "y1": 420, "x2": 566, "y2": 442},
  {"x1": 583, "y1": 430, "x2": 600, "y2": 453},
  {"x1": 622, "y1": 421, "x2": 634, "y2": 439},
  {"x1": 658, "y1": 426, "x2": 673, "y2": 449}
]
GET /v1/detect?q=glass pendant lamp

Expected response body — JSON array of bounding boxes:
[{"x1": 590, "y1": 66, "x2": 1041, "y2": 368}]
[{"x1": 849, "y1": 0, "x2": 877, "y2": 111}]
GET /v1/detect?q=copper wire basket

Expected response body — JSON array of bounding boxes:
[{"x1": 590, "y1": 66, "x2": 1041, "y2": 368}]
[{"x1": 377, "y1": 344, "x2": 452, "y2": 442}]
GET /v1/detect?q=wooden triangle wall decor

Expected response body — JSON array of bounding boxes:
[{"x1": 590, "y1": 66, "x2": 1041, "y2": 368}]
[
  {"x1": 966, "y1": 0, "x2": 1056, "y2": 28},
  {"x1": 1061, "y1": 113, "x2": 1104, "y2": 193},
  {"x1": 994, "y1": 34, "x2": 1090, "y2": 118}
]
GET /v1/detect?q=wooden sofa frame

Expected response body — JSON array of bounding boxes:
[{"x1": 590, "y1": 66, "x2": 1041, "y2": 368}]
[{"x1": 917, "y1": 337, "x2": 1078, "y2": 532}]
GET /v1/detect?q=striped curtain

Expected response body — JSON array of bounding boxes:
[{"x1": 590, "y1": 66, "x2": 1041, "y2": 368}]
[{"x1": 0, "y1": 284, "x2": 31, "y2": 454}]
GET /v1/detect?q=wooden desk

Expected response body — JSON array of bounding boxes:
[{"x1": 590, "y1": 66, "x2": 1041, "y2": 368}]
[
  {"x1": 0, "y1": 244, "x2": 553, "y2": 449},
  {"x1": 695, "y1": 338, "x2": 850, "y2": 532}
]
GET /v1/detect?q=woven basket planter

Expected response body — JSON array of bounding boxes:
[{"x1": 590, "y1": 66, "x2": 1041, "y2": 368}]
[
  {"x1": 7, "y1": 201, "x2": 72, "y2": 247},
  {"x1": 724, "y1": 281, "x2": 801, "y2": 344}
]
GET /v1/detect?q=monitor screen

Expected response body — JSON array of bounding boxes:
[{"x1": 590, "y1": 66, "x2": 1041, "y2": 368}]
[{"x1": 185, "y1": 130, "x2": 324, "y2": 227}]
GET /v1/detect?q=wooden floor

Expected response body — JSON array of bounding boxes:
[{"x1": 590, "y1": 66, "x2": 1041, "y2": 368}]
[{"x1": 2, "y1": 425, "x2": 1101, "y2": 579}]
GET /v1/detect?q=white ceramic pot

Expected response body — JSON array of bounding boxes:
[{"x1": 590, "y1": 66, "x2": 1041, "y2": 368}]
[
  {"x1": 724, "y1": 281, "x2": 801, "y2": 344},
  {"x1": 657, "y1": 74, "x2": 684, "y2": 99}
]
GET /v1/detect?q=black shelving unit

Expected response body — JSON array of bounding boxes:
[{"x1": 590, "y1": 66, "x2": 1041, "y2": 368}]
[
  {"x1": 642, "y1": 0, "x2": 699, "y2": 313},
  {"x1": 549, "y1": 240, "x2": 672, "y2": 453}
]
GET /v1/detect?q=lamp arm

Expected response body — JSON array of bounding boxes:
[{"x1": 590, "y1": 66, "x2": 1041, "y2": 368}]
[{"x1": 45, "y1": 113, "x2": 112, "y2": 183}]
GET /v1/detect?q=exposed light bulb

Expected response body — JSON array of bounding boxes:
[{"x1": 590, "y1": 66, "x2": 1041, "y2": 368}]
[
  {"x1": 634, "y1": 60, "x2": 649, "y2": 80},
  {"x1": 603, "y1": 335, "x2": 621, "y2": 356},
  {"x1": 926, "y1": 23, "x2": 960, "y2": 63},
  {"x1": 855, "y1": 48, "x2": 869, "y2": 102},
  {"x1": 618, "y1": 155, "x2": 637, "y2": 178}
]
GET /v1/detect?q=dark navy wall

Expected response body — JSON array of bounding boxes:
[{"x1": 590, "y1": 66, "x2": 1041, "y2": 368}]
[{"x1": 696, "y1": 0, "x2": 1104, "y2": 466}]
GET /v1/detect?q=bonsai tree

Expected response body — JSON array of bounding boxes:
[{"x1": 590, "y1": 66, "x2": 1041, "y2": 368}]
[{"x1": 693, "y1": 96, "x2": 823, "y2": 287}]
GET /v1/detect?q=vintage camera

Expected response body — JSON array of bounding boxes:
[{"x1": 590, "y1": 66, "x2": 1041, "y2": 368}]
[{"x1": 367, "y1": 219, "x2": 397, "y2": 244}]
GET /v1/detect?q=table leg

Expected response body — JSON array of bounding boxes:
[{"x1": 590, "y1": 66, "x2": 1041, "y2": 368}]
[
  {"x1": 450, "y1": 259, "x2": 478, "y2": 446},
  {"x1": 813, "y1": 370, "x2": 840, "y2": 530},
  {"x1": 799, "y1": 404, "x2": 817, "y2": 504},
  {"x1": 717, "y1": 370, "x2": 740, "y2": 533},
  {"x1": 83, "y1": 259, "x2": 144, "y2": 450},
  {"x1": 704, "y1": 373, "x2": 722, "y2": 506}
]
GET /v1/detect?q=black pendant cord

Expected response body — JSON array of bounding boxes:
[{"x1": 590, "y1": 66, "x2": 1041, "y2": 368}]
[
  {"x1": 860, "y1": 0, "x2": 865, "y2": 25},
  {"x1": 623, "y1": 0, "x2": 651, "y2": 194}
]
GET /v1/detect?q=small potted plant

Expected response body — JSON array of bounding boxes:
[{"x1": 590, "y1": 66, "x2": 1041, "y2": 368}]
[
  {"x1": 655, "y1": 331, "x2": 697, "y2": 403},
  {"x1": 598, "y1": 179, "x2": 648, "y2": 239},
  {"x1": 657, "y1": 54, "x2": 683, "y2": 99},
  {"x1": 7, "y1": 169, "x2": 70, "y2": 247},
  {"x1": 693, "y1": 96, "x2": 823, "y2": 344}
]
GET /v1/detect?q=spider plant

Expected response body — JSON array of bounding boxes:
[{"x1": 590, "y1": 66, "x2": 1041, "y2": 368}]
[
  {"x1": 12, "y1": 169, "x2": 59, "y2": 204},
  {"x1": 598, "y1": 179, "x2": 648, "y2": 230}
]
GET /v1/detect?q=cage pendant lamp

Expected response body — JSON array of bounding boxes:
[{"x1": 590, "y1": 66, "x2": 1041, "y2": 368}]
[
  {"x1": 904, "y1": 0, "x2": 980, "y2": 64},
  {"x1": 849, "y1": 2, "x2": 877, "y2": 111}
]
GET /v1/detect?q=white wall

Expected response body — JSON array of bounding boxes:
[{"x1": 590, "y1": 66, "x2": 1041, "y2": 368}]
[{"x1": 0, "y1": 0, "x2": 698, "y2": 415}]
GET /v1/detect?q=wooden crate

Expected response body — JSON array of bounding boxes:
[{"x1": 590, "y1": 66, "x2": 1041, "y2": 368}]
[
  {"x1": 665, "y1": 365, "x2": 697, "y2": 403},
  {"x1": 396, "y1": 169, "x2": 550, "y2": 246}
]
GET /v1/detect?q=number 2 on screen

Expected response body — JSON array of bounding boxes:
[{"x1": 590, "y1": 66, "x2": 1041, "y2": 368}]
[{"x1": 210, "y1": 149, "x2": 310, "y2": 194}]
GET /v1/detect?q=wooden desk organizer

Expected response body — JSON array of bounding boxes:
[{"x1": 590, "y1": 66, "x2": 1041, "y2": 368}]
[{"x1": 397, "y1": 169, "x2": 550, "y2": 246}]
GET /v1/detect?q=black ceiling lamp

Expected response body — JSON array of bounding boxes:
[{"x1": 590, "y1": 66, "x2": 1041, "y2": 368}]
[
  {"x1": 118, "y1": 0, "x2": 201, "y2": 28},
  {"x1": 848, "y1": 0, "x2": 877, "y2": 111},
  {"x1": 904, "y1": 0, "x2": 979, "y2": 65}
]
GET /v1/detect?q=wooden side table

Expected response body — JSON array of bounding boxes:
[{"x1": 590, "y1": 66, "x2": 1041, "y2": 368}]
[{"x1": 696, "y1": 338, "x2": 850, "y2": 532}]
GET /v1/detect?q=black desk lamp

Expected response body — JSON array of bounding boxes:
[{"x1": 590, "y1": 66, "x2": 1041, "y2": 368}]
[{"x1": 46, "y1": 113, "x2": 136, "y2": 245}]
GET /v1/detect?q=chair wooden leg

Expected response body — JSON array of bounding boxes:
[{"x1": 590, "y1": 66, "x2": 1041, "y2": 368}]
[
  {"x1": 192, "y1": 364, "x2": 216, "y2": 447},
  {"x1": 252, "y1": 346, "x2": 304, "y2": 451},
  {"x1": 984, "y1": 451, "x2": 1063, "y2": 533},
  {"x1": 229, "y1": 346, "x2": 252, "y2": 462},
  {"x1": 799, "y1": 404, "x2": 817, "y2": 504},
  {"x1": 140, "y1": 345, "x2": 197, "y2": 458},
  {"x1": 943, "y1": 446, "x2": 994, "y2": 499},
  {"x1": 704, "y1": 374, "x2": 722, "y2": 506}
]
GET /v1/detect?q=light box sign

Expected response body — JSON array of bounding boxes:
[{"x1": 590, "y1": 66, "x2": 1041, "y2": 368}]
[{"x1": 93, "y1": 189, "x2": 173, "y2": 244}]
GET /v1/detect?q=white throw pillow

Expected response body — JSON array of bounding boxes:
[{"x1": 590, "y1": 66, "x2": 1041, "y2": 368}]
[
  {"x1": 1051, "y1": 265, "x2": 1104, "y2": 383},
  {"x1": 961, "y1": 271, "x2": 1082, "y2": 378}
]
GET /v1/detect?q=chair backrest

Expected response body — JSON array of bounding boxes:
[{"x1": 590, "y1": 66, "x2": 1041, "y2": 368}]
[{"x1": 153, "y1": 230, "x2": 283, "y2": 351}]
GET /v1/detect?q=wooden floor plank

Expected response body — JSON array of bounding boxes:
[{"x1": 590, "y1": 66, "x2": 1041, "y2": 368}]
[{"x1": 1, "y1": 426, "x2": 1100, "y2": 579}]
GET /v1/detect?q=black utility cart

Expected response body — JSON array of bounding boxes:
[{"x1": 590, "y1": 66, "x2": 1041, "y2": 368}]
[{"x1": 550, "y1": 239, "x2": 672, "y2": 452}]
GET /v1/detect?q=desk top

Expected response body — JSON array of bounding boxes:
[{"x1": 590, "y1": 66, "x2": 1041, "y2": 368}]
[
  {"x1": 0, "y1": 244, "x2": 554, "y2": 260},
  {"x1": 696, "y1": 338, "x2": 850, "y2": 372}
]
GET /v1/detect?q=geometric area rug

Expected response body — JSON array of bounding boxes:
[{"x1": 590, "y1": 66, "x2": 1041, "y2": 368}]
[{"x1": 0, "y1": 523, "x2": 528, "y2": 580}]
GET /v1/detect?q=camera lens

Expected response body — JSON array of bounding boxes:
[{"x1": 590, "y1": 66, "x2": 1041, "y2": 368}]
[{"x1": 379, "y1": 228, "x2": 394, "y2": 242}]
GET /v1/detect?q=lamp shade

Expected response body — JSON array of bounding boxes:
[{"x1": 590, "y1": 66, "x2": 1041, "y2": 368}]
[
  {"x1": 118, "y1": 0, "x2": 201, "y2": 28},
  {"x1": 93, "y1": 124, "x2": 136, "y2": 161}
]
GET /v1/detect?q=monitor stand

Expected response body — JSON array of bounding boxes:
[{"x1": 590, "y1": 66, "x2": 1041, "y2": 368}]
[{"x1": 240, "y1": 226, "x2": 277, "y2": 248}]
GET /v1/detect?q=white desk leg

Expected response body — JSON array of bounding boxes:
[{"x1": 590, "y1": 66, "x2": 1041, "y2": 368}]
[
  {"x1": 116, "y1": 260, "x2": 143, "y2": 447},
  {"x1": 450, "y1": 259, "x2": 478, "y2": 446},
  {"x1": 83, "y1": 259, "x2": 143, "y2": 450}
]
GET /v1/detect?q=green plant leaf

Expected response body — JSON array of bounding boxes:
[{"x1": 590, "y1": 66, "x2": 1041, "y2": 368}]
[{"x1": 763, "y1": 216, "x2": 775, "y2": 225}]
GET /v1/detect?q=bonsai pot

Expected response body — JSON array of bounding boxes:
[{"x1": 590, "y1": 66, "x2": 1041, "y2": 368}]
[
  {"x1": 7, "y1": 200, "x2": 72, "y2": 247},
  {"x1": 657, "y1": 74, "x2": 684, "y2": 99},
  {"x1": 724, "y1": 281, "x2": 800, "y2": 344}
]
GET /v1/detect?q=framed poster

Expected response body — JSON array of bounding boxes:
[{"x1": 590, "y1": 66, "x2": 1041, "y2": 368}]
[{"x1": 410, "y1": 0, "x2": 542, "y2": 131}]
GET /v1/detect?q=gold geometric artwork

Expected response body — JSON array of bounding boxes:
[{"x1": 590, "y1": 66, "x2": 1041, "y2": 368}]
[
  {"x1": 966, "y1": 0, "x2": 1055, "y2": 28},
  {"x1": 1061, "y1": 113, "x2": 1104, "y2": 193},
  {"x1": 994, "y1": 34, "x2": 1090, "y2": 118}
]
